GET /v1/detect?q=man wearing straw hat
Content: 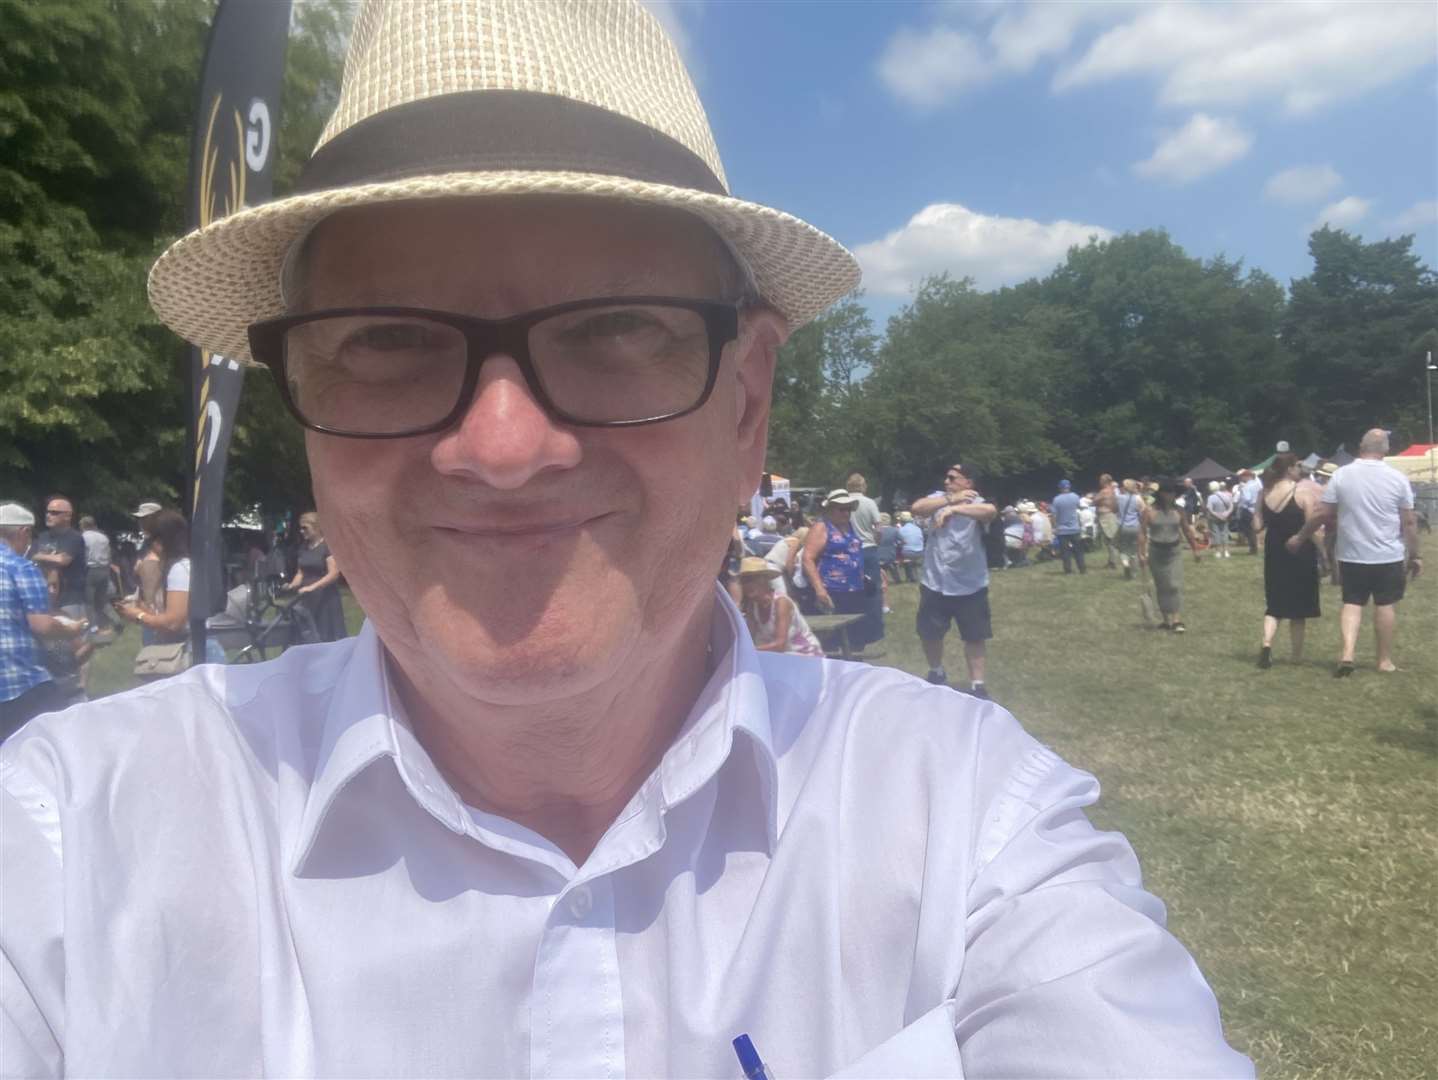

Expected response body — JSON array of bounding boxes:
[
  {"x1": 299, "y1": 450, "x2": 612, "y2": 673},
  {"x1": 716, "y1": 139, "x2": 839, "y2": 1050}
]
[{"x1": 0, "y1": 3, "x2": 1248, "y2": 1076}]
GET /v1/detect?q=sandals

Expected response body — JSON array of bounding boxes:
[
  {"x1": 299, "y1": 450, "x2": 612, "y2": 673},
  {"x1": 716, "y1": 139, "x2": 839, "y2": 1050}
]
[
  {"x1": 1333, "y1": 661, "x2": 1355, "y2": 678},
  {"x1": 1171, "y1": 622, "x2": 1187, "y2": 633}
]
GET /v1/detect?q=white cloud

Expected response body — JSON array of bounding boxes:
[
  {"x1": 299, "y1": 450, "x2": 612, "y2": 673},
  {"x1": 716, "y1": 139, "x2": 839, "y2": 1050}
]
[
  {"x1": 877, "y1": 2, "x2": 1437, "y2": 116},
  {"x1": 854, "y1": 202, "x2": 1115, "y2": 294},
  {"x1": 876, "y1": 2, "x2": 1124, "y2": 106},
  {"x1": 1055, "y1": 1, "x2": 1437, "y2": 115},
  {"x1": 1264, "y1": 164, "x2": 1342, "y2": 204},
  {"x1": 876, "y1": 26, "x2": 991, "y2": 108},
  {"x1": 1133, "y1": 114, "x2": 1253, "y2": 184},
  {"x1": 1387, "y1": 200, "x2": 1438, "y2": 235},
  {"x1": 1312, "y1": 196, "x2": 1373, "y2": 231},
  {"x1": 985, "y1": 2, "x2": 1126, "y2": 75}
]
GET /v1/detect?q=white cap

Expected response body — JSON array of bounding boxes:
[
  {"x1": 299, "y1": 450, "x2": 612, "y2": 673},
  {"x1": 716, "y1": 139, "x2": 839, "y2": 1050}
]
[
  {"x1": 823, "y1": 489, "x2": 858, "y2": 508},
  {"x1": 1276, "y1": 440, "x2": 1290, "y2": 453},
  {"x1": 0, "y1": 503, "x2": 36, "y2": 527},
  {"x1": 132, "y1": 501, "x2": 163, "y2": 517}
]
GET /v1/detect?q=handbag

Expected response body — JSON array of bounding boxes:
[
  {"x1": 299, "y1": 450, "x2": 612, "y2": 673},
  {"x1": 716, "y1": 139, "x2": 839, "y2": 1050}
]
[{"x1": 133, "y1": 641, "x2": 191, "y2": 678}]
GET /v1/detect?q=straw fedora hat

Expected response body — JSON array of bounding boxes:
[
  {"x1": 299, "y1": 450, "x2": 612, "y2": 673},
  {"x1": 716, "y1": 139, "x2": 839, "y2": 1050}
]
[
  {"x1": 737, "y1": 556, "x2": 780, "y2": 580},
  {"x1": 148, "y1": 0, "x2": 861, "y2": 363}
]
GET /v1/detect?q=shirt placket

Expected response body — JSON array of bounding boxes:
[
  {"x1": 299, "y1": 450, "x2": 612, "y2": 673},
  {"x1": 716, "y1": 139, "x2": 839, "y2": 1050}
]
[{"x1": 530, "y1": 873, "x2": 623, "y2": 1079}]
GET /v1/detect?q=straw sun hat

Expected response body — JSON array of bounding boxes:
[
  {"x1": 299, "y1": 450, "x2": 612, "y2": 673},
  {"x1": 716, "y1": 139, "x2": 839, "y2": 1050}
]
[
  {"x1": 148, "y1": 0, "x2": 861, "y2": 363},
  {"x1": 737, "y1": 556, "x2": 781, "y2": 580}
]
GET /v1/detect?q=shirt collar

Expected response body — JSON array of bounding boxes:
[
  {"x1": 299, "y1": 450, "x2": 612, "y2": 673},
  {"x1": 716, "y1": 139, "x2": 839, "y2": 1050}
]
[{"x1": 291, "y1": 585, "x2": 779, "y2": 876}]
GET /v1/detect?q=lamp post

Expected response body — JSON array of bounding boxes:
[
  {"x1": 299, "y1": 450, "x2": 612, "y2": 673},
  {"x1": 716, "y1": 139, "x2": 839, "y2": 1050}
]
[
  {"x1": 1427, "y1": 350, "x2": 1436, "y2": 485},
  {"x1": 1428, "y1": 350, "x2": 1436, "y2": 448}
]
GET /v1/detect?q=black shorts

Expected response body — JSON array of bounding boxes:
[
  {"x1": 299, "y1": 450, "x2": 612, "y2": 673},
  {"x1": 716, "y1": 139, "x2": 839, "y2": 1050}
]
[
  {"x1": 1339, "y1": 561, "x2": 1406, "y2": 606},
  {"x1": 917, "y1": 585, "x2": 992, "y2": 643}
]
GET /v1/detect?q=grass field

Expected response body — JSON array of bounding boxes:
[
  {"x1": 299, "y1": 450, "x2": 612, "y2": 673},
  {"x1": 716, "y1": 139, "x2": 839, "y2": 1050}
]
[{"x1": 85, "y1": 552, "x2": 1435, "y2": 1076}]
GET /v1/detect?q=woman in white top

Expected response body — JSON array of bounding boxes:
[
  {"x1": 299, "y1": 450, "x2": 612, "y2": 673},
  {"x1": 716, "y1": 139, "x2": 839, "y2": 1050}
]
[
  {"x1": 115, "y1": 509, "x2": 226, "y2": 665},
  {"x1": 737, "y1": 557, "x2": 822, "y2": 656}
]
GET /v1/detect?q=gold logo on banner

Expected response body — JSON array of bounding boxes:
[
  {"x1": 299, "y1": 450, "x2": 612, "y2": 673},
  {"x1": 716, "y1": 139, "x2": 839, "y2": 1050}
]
[{"x1": 192, "y1": 93, "x2": 247, "y2": 509}]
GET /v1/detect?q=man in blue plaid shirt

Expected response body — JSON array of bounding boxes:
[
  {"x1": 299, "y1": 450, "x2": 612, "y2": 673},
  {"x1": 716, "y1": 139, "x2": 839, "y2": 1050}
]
[{"x1": 1, "y1": 503, "x2": 85, "y2": 742}]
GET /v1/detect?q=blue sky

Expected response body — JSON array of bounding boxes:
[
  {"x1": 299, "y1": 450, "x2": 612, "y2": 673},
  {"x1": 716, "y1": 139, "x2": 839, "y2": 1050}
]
[{"x1": 648, "y1": 1, "x2": 1438, "y2": 326}]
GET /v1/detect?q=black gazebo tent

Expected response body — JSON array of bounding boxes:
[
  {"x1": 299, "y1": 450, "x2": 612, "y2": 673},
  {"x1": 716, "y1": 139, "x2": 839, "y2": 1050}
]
[{"x1": 1183, "y1": 457, "x2": 1233, "y2": 483}]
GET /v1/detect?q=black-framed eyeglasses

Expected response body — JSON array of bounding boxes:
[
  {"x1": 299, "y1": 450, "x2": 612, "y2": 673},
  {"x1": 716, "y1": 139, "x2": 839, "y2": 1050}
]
[{"x1": 248, "y1": 296, "x2": 740, "y2": 438}]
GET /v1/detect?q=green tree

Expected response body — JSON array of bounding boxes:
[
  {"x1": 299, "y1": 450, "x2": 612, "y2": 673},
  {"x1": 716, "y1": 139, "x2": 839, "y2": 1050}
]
[
  {"x1": 766, "y1": 294, "x2": 875, "y2": 488},
  {"x1": 1284, "y1": 227, "x2": 1438, "y2": 450},
  {"x1": 0, "y1": 0, "x2": 350, "y2": 528},
  {"x1": 1037, "y1": 231, "x2": 1297, "y2": 477},
  {"x1": 848, "y1": 275, "x2": 1069, "y2": 503}
]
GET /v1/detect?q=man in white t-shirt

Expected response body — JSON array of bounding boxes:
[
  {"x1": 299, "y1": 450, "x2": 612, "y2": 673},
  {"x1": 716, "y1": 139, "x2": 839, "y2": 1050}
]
[{"x1": 1290, "y1": 429, "x2": 1420, "y2": 675}]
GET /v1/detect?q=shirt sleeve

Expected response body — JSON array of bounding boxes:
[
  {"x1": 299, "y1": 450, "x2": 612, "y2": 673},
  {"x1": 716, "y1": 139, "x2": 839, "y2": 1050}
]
[
  {"x1": 13, "y1": 562, "x2": 51, "y2": 617},
  {"x1": 166, "y1": 559, "x2": 191, "y2": 594},
  {"x1": 955, "y1": 746, "x2": 1254, "y2": 1078},
  {"x1": 0, "y1": 762, "x2": 66, "y2": 1078}
]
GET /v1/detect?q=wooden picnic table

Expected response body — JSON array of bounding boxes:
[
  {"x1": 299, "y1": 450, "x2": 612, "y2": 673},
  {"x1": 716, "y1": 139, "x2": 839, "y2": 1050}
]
[{"x1": 806, "y1": 612, "x2": 865, "y2": 660}]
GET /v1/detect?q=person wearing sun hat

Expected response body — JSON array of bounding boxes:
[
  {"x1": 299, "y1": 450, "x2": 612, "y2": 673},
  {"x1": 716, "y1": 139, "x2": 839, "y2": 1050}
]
[
  {"x1": 735, "y1": 556, "x2": 821, "y2": 657},
  {"x1": 0, "y1": 503, "x2": 89, "y2": 740},
  {"x1": 800, "y1": 488, "x2": 869, "y2": 629},
  {"x1": 0, "y1": 3, "x2": 1249, "y2": 1076}
]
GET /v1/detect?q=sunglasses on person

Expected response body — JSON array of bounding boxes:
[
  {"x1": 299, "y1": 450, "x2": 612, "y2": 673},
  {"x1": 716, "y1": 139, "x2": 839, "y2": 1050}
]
[{"x1": 249, "y1": 296, "x2": 740, "y2": 438}]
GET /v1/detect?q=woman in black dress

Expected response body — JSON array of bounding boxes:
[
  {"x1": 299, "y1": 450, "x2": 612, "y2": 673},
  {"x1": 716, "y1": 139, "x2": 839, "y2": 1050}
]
[
  {"x1": 1255, "y1": 453, "x2": 1321, "y2": 668},
  {"x1": 283, "y1": 512, "x2": 348, "y2": 642}
]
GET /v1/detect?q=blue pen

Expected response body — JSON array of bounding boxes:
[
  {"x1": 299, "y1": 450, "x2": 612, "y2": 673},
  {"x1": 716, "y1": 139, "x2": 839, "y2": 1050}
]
[{"x1": 732, "y1": 1033, "x2": 776, "y2": 1080}]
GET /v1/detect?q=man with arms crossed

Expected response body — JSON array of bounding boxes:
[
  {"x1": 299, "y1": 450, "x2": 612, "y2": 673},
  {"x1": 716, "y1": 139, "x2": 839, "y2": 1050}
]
[
  {"x1": 1289, "y1": 428, "x2": 1420, "y2": 675},
  {"x1": 0, "y1": 3, "x2": 1249, "y2": 1076},
  {"x1": 911, "y1": 465, "x2": 998, "y2": 698}
]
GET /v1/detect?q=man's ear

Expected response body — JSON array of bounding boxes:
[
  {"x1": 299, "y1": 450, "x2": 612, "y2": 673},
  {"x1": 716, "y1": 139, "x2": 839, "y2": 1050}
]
[{"x1": 732, "y1": 306, "x2": 788, "y2": 500}]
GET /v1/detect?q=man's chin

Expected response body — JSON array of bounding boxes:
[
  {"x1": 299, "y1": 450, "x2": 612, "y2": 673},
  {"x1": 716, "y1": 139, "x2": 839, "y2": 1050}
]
[{"x1": 405, "y1": 596, "x2": 640, "y2": 706}]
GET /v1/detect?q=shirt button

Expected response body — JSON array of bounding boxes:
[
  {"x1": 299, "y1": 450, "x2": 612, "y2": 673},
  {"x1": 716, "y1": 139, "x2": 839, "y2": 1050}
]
[{"x1": 568, "y1": 885, "x2": 593, "y2": 919}]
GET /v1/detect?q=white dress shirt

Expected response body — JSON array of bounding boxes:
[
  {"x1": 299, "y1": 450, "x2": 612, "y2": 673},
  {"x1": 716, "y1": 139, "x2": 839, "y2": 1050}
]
[{"x1": 1, "y1": 589, "x2": 1252, "y2": 1078}]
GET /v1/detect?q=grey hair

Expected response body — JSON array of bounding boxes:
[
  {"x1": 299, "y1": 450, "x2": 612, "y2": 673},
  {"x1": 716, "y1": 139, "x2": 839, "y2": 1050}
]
[
  {"x1": 1359, "y1": 428, "x2": 1390, "y2": 455},
  {"x1": 0, "y1": 524, "x2": 30, "y2": 545}
]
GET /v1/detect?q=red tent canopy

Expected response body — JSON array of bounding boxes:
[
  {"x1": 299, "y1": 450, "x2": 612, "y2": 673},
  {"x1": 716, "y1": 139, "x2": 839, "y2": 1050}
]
[{"x1": 1397, "y1": 443, "x2": 1437, "y2": 457}]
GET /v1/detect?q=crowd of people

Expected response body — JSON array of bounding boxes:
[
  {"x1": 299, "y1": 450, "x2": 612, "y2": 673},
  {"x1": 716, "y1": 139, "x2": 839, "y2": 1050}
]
[
  {"x1": 0, "y1": 496, "x2": 350, "y2": 739},
  {"x1": 726, "y1": 427, "x2": 1422, "y2": 692}
]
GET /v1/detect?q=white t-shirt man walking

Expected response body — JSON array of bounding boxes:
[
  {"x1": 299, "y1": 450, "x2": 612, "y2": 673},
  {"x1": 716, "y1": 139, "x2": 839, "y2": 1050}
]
[{"x1": 1291, "y1": 428, "x2": 1420, "y2": 675}]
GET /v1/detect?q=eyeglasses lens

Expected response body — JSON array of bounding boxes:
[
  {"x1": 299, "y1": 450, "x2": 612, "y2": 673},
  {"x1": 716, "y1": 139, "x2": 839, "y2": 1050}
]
[
  {"x1": 528, "y1": 303, "x2": 710, "y2": 424},
  {"x1": 280, "y1": 303, "x2": 712, "y2": 434},
  {"x1": 283, "y1": 316, "x2": 467, "y2": 436}
]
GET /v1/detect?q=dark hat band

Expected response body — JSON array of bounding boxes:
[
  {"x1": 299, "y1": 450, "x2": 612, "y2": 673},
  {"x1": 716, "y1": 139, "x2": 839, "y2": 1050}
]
[{"x1": 296, "y1": 90, "x2": 726, "y2": 197}]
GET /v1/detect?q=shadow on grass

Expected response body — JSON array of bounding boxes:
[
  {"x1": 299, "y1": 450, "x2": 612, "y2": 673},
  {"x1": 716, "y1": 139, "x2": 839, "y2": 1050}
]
[{"x1": 1373, "y1": 712, "x2": 1438, "y2": 759}]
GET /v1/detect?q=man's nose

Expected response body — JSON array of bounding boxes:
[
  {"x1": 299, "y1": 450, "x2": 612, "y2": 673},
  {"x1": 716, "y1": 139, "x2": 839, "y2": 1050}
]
[{"x1": 429, "y1": 355, "x2": 582, "y2": 488}]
